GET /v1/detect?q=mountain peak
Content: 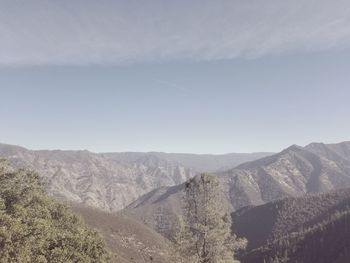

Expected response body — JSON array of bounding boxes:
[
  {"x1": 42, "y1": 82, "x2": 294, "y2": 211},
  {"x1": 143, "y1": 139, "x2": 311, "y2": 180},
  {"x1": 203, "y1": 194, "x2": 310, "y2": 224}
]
[{"x1": 282, "y1": 144, "x2": 303, "y2": 153}]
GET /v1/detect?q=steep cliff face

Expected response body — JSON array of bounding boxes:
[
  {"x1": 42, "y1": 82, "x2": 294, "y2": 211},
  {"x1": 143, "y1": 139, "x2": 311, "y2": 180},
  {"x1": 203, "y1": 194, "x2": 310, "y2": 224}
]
[{"x1": 0, "y1": 143, "x2": 269, "y2": 211}]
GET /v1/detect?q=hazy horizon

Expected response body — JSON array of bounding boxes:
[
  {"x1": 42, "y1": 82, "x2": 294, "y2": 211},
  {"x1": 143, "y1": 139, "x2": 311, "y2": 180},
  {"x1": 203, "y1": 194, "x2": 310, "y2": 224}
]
[{"x1": 1, "y1": 138, "x2": 349, "y2": 156}]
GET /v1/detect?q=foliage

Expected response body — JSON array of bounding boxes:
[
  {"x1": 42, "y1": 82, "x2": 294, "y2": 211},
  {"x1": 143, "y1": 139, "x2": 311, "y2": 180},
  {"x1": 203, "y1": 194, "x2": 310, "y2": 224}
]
[
  {"x1": 174, "y1": 173, "x2": 246, "y2": 263},
  {"x1": 0, "y1": 163, "x2": 110, "y2": 263}
]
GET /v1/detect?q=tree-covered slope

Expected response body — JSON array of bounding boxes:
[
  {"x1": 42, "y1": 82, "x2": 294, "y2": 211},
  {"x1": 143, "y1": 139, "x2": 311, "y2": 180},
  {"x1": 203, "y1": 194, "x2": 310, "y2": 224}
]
[
  {"x1": 233, "y1": 188, "x2": 350, "y2": 263},
  {"x1": 0, "y1": 163, "x2": 110, "y2": 263},
  {"x1": 244, "y1": 210, "x2": 350, "y2": 263}
]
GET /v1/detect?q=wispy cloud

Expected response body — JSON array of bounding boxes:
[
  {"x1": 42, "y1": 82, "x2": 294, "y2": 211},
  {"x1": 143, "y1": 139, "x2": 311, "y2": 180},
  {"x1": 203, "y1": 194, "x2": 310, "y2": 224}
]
[
  {"x1": 155, "y1": 80, "x2": 189, "y2": 94},
  {"x1": 1, "y1": 0, "x2": 350, "y2": 66}
]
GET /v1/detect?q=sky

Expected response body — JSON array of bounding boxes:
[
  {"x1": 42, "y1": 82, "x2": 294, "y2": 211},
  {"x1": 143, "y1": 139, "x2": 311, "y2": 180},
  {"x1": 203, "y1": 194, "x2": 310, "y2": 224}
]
[{"x1": 1, "y1": 0, "x2": 350, "y2": 153}]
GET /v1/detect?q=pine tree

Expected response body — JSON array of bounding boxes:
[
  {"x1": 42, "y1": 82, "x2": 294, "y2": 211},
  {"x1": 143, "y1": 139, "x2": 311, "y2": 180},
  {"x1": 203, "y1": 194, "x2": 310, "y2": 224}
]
[{"x1": 174, "y1": 173, "x2": 246, "y2": 263}]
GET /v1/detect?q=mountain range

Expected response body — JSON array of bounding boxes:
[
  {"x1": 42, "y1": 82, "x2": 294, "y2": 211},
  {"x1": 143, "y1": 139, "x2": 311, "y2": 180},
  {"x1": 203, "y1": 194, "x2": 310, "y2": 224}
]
[
  {"x1": 126, "y1": 141, "x2": 350, "y2": 234},
  {"x1": 0, "y1": 142, "x2": 270, "y2": 211},
  {"x1": 2, "y1": 141, "x2": 350, "y2": 262}
]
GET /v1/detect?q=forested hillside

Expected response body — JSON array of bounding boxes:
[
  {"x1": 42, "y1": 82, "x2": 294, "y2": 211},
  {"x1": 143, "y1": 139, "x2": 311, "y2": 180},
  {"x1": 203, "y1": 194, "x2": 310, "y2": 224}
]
[
  {"x1": 233, "y1": 188, "x2": 350, "y2": 263},
  {"x1": 0, "y1": 163, "x2": 110, "y2": 263}
]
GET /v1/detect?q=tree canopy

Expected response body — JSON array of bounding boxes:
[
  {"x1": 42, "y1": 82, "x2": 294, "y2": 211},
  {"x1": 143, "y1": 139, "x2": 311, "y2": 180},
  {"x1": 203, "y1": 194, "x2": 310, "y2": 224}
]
[
  {"x1": 174, "y1": 173, "x2": 246, "y2": 263},
  {"x1": 0, "y1": 162, "x2": 110, "y2": 263}
]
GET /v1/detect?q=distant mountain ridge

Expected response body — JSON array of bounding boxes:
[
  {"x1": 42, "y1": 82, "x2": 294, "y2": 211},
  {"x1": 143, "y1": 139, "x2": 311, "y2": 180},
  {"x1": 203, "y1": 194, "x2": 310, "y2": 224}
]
[
  {"x1": 0, "y1": 142, "x2": 271, "y2": 211},
  {"x1": 126, "y1": 141, "x2": 350, "y2": 234},
  {"x1": 103, "y1": 151, "x2": 271, "y2": 172}
]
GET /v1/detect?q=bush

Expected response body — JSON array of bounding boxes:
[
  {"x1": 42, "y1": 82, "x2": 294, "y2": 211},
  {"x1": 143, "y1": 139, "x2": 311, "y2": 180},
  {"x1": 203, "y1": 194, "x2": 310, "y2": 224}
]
[{"x1": 0, "y1": 163, "x2": 110, "y2": 263}]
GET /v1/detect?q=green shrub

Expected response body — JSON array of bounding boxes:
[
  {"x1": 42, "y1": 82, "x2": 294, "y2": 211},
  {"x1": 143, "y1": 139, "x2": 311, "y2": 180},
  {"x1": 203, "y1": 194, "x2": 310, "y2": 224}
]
[{"x1": 0, "y1": 164, "x2": 110, "y2": 263}]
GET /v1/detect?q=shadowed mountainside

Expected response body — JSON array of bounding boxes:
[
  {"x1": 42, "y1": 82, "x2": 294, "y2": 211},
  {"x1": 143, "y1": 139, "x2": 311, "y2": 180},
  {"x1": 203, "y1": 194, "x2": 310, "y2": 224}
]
[{"x1": 233, "y1": 188, "x2": 350, "y2": 263}]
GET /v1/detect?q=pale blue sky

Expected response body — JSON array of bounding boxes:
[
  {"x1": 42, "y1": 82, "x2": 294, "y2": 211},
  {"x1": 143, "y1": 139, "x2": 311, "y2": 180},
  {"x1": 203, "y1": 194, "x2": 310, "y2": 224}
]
[
  {"x1": 1, "y1": 51, "x2": 350, "y2": 153},
  {"x1": 1, "y1": 0, "x2": 350, "y2": 153}
]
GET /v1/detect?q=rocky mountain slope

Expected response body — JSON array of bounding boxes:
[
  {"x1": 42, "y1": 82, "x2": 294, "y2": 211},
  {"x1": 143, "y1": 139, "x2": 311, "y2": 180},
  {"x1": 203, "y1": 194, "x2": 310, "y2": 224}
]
[
  {"x1": 126, "y1": 141, "x2": 350, "y2": 233},
  {"x1": 0, "y1": 143, "x2": 269, "y2": 211},
  {"x1": 223, "y1": 141, "x2": 350, "y2": 210},
  {"x1": 233, "y1": 188, "x2": 350, "y2": 263}
]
